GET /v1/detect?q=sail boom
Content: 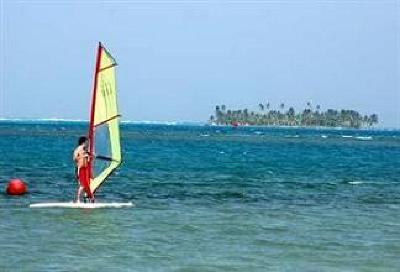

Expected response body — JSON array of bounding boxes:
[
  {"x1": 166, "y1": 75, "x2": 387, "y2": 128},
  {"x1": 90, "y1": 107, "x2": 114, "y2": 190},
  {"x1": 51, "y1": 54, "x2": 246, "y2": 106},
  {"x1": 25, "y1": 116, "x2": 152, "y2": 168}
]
[
  {"x1": 95, "y1": 155, "x2": 120, "y2": 162},
  {"x1": 94, "y1": 114, "x2": 121, "y2": 127}
]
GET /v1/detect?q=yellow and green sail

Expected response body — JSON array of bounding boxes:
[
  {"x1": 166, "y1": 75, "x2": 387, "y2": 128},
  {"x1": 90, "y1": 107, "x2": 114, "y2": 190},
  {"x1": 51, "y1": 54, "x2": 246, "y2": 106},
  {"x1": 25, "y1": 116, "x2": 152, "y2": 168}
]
[{"x1": 88, "y1": 43, "x2": 121, "y2": 196}]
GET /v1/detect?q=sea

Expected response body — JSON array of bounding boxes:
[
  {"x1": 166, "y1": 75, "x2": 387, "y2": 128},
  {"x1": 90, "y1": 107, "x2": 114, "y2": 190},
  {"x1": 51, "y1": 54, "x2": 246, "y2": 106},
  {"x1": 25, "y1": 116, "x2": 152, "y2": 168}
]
[{"x1": 0, "y1": 120, "x2": 399, "y2": 271}]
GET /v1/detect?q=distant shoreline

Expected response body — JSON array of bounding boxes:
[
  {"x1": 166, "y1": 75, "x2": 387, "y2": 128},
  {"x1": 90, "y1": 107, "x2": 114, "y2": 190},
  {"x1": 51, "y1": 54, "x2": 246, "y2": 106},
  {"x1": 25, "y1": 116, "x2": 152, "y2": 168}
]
[{"x1": 210, "y1": 103, "x2": 379, "y2": 129}]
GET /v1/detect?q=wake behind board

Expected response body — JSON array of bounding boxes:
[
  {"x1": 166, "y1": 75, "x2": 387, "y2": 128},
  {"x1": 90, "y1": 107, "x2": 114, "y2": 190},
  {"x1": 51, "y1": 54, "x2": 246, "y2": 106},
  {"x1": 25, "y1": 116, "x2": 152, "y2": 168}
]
[{"x1": 29, "y1": 202, "x2": 134, "y2": 209}]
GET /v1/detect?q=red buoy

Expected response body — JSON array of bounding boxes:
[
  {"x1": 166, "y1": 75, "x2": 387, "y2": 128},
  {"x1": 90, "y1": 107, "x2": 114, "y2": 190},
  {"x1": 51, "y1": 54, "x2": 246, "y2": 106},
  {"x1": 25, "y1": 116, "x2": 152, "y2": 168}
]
[{"x1": 6, "y1": 179, "x2": 27, "y2": 195}]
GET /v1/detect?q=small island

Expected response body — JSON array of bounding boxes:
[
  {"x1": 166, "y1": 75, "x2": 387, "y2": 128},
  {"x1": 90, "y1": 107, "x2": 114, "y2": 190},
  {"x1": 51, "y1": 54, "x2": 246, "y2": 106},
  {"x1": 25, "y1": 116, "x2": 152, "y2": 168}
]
[{"x1": 209, "y1": 103, "x2": 378, "y2": 129}]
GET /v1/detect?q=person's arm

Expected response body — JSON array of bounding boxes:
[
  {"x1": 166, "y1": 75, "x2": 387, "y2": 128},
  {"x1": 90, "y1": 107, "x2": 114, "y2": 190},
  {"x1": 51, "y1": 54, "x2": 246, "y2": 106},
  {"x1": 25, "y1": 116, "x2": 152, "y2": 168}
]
[
  {"x1": 83, "y1": 145, "x2": 90, "y2": 162},
  {"x1": 84, "y1": 153, "x2": 90, "y2": 164},
  {"x1": 73, "y1": 150, "x2": 78, "y2": 163},
  {"x1": 83, "y1": 146, "x2": 90, "y2": 162}
]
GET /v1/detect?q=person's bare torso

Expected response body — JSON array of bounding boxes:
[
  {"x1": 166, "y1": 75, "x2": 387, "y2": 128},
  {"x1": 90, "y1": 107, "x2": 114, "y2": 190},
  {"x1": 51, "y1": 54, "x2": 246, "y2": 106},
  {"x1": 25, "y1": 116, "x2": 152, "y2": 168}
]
[{"x1": 73, "y1": 145, "x2": 88, "y2": 169}]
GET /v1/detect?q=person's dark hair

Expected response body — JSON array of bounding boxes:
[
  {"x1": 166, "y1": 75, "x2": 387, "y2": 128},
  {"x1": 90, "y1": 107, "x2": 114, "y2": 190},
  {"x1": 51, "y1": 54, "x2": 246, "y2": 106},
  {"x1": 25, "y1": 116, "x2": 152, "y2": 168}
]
[{"x1": 78, "y1": 136, "x2": 88, "y2": 146}]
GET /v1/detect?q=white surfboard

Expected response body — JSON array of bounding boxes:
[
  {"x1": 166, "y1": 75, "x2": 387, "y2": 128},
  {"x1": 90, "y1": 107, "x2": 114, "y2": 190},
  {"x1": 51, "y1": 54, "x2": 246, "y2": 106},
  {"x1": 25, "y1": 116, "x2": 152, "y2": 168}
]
[{"x1": 29, "y1": 202, "x2": 134, "y2": 209}]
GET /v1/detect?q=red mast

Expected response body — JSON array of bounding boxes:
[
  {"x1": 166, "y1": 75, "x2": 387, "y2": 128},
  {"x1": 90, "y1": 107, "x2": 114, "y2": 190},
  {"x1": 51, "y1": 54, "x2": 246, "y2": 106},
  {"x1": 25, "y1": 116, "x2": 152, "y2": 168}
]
[{"x1": 87, "y1": 42, "x2": 103, "y2": 199}]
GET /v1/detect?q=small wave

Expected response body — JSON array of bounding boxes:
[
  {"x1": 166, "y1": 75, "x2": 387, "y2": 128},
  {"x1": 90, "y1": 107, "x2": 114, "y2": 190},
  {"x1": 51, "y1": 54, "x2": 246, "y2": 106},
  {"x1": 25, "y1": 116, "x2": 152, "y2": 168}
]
[
  {"x1": 0, "y1": 118, "x2": 87, "y2": 123},
  {"x1": 356, "y1": 136, "x2": 373, "y2": 141},
  {"x1": 321, "y1": 135, "x2": 328, "y2": 138},
  {"x1": 40, "y1": 118, "x2": 86, "y2": 122},
  {"x1": 342, "y1": 135, "x2": 353, "y2": 138},
  {"x1": 284, "y1": 135, "x2": 300, "y2": 138},
  {"x1": 122, "y1": 120, "x2": 178, "y2": 125},
  {"x1": 348, "y1": 181, "x2": 364, "y2": 185},
  {"x1": 121, "y1": 120, "x2": 204, "y2": 126}
]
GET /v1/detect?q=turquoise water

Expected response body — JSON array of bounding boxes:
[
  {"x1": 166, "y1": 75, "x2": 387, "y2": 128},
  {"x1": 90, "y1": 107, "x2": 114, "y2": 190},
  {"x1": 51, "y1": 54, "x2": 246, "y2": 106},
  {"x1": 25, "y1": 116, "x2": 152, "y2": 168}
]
[{"x1": 0, "y1": 121, "x2": 399, "y2": 271}]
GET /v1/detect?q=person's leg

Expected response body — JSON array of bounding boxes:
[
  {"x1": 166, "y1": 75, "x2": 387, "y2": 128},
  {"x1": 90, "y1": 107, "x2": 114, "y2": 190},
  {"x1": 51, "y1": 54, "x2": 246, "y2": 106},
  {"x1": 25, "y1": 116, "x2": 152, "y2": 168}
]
[
  {"x1": 82, "y1": 167, "x2": 95, "y2": 203},
  {"x1": 76, "y1": 186, "x2": 83, "y2": 203},
  {"x1": 78, "y1": 167, "x2": 90, "y2": 202}
]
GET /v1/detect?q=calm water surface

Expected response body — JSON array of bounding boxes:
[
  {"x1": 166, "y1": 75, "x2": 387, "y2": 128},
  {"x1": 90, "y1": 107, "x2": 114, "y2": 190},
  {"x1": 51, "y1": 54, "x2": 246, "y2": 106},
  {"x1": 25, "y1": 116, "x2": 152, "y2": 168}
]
[{"x1": 0, "y1": 122, "x2": 399, "y2": 271}]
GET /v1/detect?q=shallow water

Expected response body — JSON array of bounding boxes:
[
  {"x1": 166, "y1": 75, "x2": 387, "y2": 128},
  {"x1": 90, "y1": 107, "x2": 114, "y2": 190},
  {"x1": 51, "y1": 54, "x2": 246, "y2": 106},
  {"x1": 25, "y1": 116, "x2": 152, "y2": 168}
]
[{"x1": 1, "y1": 122, "x2": 399, "y2": 271}]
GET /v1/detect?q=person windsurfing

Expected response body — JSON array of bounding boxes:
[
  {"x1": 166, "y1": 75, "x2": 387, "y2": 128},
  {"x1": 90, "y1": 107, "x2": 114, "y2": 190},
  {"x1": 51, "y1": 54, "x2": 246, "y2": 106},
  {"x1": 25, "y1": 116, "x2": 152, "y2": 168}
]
[{"x1": 73, "y1": 136, "x2": 92, "y2": 203}]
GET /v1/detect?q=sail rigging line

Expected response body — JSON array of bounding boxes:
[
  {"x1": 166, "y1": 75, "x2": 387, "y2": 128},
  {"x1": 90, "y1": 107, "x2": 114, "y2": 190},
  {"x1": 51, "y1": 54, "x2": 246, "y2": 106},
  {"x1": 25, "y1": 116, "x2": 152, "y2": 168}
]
[{"x1": 99, "y1": 63, "x2": 117, "y2": 73}]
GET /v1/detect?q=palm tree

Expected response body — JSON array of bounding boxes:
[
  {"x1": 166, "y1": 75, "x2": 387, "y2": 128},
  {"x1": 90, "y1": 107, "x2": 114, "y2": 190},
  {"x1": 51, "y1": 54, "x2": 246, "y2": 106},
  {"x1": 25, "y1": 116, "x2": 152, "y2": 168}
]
[
  {"x1": 370, "y1": 114, "x2": 378, "y2": 126},
  {"x1": 215, "y1": 105, "x2": 221, "y2": 124},
  {"x1": 243, "y1": 108, "x2": 249, "y2": 124},
  {"x1": 209, "y1": 115, "x2": 215, "y2": 123},
  {"x1": 259, "y1": 103, "x2": 264, "y2": 111},
  {"x1": 279, "y1": 103, "x2": 285, "y2": 125},
  {"x1": 288, "y1": 107, "x2": 295, "y2": 125},
  {"x1": 363, "y1": 115, "x2": 369, "y2": 127},
  {"x1": 237, "y1": 110, "x2": 242, "y2": 124},
  {"x1": 228, "y1": 110, "x2": 232, "y2": 123}
]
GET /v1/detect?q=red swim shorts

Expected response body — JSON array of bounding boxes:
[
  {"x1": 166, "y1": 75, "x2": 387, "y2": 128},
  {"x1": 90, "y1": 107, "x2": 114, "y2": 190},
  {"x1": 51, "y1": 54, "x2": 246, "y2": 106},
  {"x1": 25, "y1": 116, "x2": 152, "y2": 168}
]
[{"x1": 78, "y1": 167, "x2": 90, "y2": 189}]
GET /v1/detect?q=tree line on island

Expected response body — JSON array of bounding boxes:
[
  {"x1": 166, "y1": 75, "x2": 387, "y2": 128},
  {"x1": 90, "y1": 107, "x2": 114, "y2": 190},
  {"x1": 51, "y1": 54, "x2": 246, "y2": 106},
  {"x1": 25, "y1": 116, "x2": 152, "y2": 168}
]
[{"x1": 209, "y1": 102, "x2": 378, "y2": 128}]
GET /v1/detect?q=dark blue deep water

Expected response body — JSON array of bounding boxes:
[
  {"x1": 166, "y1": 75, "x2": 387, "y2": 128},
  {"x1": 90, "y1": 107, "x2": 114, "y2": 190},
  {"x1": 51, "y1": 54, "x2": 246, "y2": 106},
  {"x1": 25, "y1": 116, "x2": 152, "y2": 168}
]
[{"x1": 0, "y1": 121, "x2": 399, "y2": 271}]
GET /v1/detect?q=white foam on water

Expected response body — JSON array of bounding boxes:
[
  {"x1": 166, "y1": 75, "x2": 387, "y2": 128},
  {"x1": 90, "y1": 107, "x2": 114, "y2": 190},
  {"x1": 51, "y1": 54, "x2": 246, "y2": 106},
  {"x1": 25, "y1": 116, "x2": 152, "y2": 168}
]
[
  {"x1": 356, "y1": 136, "x2": 373, "y2": 141},
  {"x1": 0, "y1": 118, "x2": 87, "y2": 123},
  {"x1": 284, "y1": 135, "x2": 300, "y2": 138},
  {"x1": 121, "y1": 120, "x2": 204, "y2": 126},
  {"x1": 348, "y1": 181, "x2": 364, "y2": 185}
]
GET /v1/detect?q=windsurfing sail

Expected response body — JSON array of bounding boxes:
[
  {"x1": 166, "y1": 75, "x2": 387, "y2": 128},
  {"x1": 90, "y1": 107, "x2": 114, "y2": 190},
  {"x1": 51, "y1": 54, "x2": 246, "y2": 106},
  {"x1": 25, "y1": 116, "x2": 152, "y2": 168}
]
[{"x1": 87, "y1": 42, "x2": 122, "y2": 198}]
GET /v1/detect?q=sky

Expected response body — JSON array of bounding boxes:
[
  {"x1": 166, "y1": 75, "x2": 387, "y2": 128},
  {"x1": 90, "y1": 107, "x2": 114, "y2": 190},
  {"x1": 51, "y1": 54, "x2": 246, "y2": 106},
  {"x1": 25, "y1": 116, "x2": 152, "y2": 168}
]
[{"x1": 1, "y1": 0, "x2": 399, "y2": 127}]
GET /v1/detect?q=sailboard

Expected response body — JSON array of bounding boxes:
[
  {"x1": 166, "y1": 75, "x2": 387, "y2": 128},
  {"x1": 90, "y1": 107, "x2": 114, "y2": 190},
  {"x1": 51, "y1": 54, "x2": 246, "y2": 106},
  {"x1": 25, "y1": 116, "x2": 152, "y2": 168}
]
[
  {"x1": 30, "y1": 42, "x2": 132, "y2": 209},
  {"x1": 29, "y1": 202, "x2": 133, "y2": 209}
]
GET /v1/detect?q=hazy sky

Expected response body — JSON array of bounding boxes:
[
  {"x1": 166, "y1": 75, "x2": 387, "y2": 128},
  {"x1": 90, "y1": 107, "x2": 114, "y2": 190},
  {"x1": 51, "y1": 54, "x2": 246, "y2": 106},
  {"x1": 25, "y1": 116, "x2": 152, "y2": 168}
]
[{"x1": 1, "y1": 0, "x2": 399, "y2": 127}]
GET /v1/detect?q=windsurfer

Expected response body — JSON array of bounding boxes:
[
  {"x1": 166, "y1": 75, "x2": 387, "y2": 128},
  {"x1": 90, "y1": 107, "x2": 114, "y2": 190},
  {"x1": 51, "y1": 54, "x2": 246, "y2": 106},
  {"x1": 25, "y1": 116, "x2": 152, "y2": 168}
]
[{"x1": 73, "y1": 136, "x2": 91, "y2": 203}]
